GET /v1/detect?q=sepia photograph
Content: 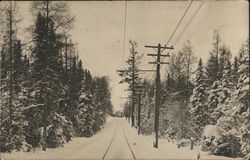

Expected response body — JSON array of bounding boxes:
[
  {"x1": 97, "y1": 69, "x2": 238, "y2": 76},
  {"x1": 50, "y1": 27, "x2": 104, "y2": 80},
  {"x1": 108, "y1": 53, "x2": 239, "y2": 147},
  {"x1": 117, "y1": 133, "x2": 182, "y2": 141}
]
[{"x1": 0, "y1": 0, "x2": 249, "y2": 159}]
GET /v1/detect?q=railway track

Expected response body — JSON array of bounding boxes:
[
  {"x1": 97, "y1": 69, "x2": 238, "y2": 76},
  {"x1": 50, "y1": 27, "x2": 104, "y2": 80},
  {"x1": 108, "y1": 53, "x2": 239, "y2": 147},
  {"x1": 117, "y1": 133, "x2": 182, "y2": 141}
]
[
  {"x1": 101, "y1": 120, "x2": 136, "y2": 160},
  {"x1": 122, "y1": 121, "x2": 136, "y2": 159},
  {"x1": 101, "y1": 123, "x2": 117, "y2": 160}
]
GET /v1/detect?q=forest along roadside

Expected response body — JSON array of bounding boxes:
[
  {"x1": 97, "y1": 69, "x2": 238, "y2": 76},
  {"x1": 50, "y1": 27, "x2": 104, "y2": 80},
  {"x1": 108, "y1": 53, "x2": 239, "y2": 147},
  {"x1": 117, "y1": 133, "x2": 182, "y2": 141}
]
[{"x1": 1, "y1": 117, "x2": 117, "y2": 160}]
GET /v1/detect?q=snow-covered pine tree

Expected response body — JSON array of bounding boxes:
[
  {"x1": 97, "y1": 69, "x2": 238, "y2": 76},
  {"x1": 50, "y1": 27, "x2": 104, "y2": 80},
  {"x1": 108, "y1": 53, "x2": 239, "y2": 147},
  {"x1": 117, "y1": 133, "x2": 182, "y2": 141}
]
[
  {"x1": 140, "y1": 80, "x2": 154, "y2": 135},
  {"x1": 212, "y1": 53, "x2": 232, "y2": 121},
  {"x1": 0, "y1": 1, "x2": 30, "y2": 152},
  {"x1": 77, "y1": 69, "x2": 95, "y2": 137},
  {"x1": 232, "y1": 56, "x2": 239, "y2": 83},
  {"x1": 218, "y1": 45, "x2": 231, "y2": 79},
  {"x1": 92, "y1": 77, "x2": 109, "y2": 129},
  {"x1": 206, "y1": 43, "x2": 232, "y2": 124},
  {"x1": 202, "y1": 39, "x2": 249, "y2": 158},
  {"x1": 77, "y1": 69, "x2": 113, "y2": 137},
  {"x1": 13, "y1": 40, "x2": 23, "y2": 93},
  {"x1": 206, "y1": 30, "x2": 221, "y2": 86},
  {"x1": 236, "y1": 39, "x2": 250, "y2": 159},
  {"x1": 210, "y1": 57, "x2": 241, "y2": 157},
  {"x1": 25, "y1": 1, "x2": 76, "y2": 149},
  {"x1": 27, "y1": 12, "x2": 67, "y2": 149},
  {"x1": 190, "y1": 58, "x2": 209, "y2": 138},
  {"x1": 68, "y1": 56, "x2": 80, "y2": 127}
]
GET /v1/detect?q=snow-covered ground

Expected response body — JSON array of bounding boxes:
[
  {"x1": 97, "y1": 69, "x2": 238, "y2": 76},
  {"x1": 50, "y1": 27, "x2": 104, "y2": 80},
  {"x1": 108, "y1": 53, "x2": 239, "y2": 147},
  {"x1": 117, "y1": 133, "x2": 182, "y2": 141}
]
[
  {"x1": 124, "y1": 120, "x2": 242, "y2": 160},
  {"x1": 1, "y1": 117, "x2": 242, "y2": 160}
]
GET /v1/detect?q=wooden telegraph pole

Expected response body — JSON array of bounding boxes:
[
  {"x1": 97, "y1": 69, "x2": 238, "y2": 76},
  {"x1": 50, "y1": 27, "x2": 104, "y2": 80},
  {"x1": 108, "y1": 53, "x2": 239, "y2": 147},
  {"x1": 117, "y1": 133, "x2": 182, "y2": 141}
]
[{"x1": 146, "y1": 43, "x2": 173, "y2": 148}]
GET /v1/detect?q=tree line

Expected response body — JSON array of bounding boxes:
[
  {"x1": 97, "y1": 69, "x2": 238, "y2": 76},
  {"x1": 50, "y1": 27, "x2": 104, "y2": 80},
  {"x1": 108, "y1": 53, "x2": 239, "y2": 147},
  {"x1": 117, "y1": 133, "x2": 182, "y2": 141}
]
[
  {"x1": 0, "y1": 1, "x2": 113, "y2": 152},
  {"x1": 121, "y1": 31, "x2": 249, "y2": 159}
]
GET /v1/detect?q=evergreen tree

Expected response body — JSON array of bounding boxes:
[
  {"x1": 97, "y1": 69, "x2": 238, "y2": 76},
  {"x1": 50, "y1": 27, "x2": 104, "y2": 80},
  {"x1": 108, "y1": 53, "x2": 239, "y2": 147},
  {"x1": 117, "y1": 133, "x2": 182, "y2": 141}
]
[
  {"x1": 218, "y1": 45, "x2": 231, "y2": 79},
  {"x1": 13, "y1": 40, "x2": 25, "y2": 94},
  {"x1": 118, "y1": 40, "x2": 142, "y2": 126},
  {"x1": 93, "y1": 77, "x2": 112, "y2": 126},
  {"x1": 140, "y1": 80, "x2": 154, "y2": 135},
  {"x1": 202, "y1": 39, "x2": 249, "y2": 158},
  {"x1": 68, "y1": 56, "x2": 80, "y2": 126},
  {"x1": 0, "y1": 1, "x2": 29, "y2": 152},
  {"x1": 211, "y1": 57, "x2": 232, "y2": 121},
  {"x1": 0, "y1": 0, "x2": 113, "y2": 152},
  {"x1": 190, "y1": 58, "x2": 209, "y2": 138},
  {"x1": 206, "y1": 31, "x2": 221, "y2": 86},
  {"x1": 232, "y1": 56, "x2": 239, "y2": 83},
  {"x1": 27, "y1": 12, "x2": 66, "y2": 149},
  {"x1": 209, "y1": 58, "x2": 240, "y2": 157},
  {"x1": 77, "y1": 70, "x2": 95, "y2": 137},
  {"x1": 236, "y1": 39, "x2": 250, "y2": 159}
]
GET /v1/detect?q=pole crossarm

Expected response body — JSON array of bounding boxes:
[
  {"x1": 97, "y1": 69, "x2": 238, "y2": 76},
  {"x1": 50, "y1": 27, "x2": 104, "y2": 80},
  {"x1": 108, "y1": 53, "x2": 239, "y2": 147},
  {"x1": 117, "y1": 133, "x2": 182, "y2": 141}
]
[
  {"x1": 145, "y1": 45, "x2": 174, "y2": 49},
  {"x1": 137, "y1": 69, "x2": 156, "y2": 72},
  {"x1": 148, "y1": 62, "x2": 169, "y2": 64},
  {"x1": 135, "y1": 92, "x2": 144, "y2": 96},
  {"x1": 147, "y1": 54, "x2": 170, "y2": 57},
  {"x1": 119, "y1": 97, "x2": 128, "y2": 99},
  {"x1": 134, "y1": 88, "x2": 144, "y2": 92},
  {"x1": 117, "y1": 69, "x2": 156, "y2": 72},
  {"x1": 134, "y1": 90, "x2": 143, "y2": 93},
  {"x1": 125, "y1": 88, "x2": 144, "y2": 92},
  {"x1": 124, "y1": 89, "x2": 132, "y2": 92},
  {"x1": 133, "y1": 84, "x2": 147, "y2": 87}
]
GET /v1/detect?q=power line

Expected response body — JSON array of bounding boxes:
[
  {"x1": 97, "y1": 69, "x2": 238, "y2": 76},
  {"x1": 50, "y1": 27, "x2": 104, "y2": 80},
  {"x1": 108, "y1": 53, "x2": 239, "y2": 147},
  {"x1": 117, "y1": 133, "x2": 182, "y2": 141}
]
[
  {"x1": 144, "y1": 0, "x2": 193, "y2": 80},
  {"x1": 165, "y1": 0, "x2": 194, "y2": 46},
  {"x1": 121, "y1": 1, "x2": 127, "y2": 109},
  {"x1": 142, "y1": 0, "x2": 194, "y2": 81},
  {"x1": 122, "y1": 0, "x2": 127, "y2": 69},
  {"x1": 173, "y1": 0, "x2": 205, "y2": 46},
  {"x1": 197, "y1": 1, "x2": 216, "y2": 27}
]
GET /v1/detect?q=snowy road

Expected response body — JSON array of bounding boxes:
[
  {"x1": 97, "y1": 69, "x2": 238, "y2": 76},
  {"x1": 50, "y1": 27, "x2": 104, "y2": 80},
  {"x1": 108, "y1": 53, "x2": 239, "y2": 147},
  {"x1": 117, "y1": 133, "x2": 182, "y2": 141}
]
[
  {"x1": 1, "y1": 117, "x2": 136, "y2": 160},
  {"x1": 102, "y1": 119, "x2": 135, "y2": 160},
  {"x1": 1, "y1": 117, "x2": 242, "y2": 160}
]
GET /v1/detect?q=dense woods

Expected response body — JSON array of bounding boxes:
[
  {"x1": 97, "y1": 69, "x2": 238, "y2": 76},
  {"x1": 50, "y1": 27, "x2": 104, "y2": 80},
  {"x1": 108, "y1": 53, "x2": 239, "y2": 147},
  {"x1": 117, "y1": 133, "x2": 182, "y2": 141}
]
[
  {"x1": 121, "y1": 31, "x2": 249, "y2": 159},
  {"x1": 0, "y1": 1, "x2": 113, "y2": 152}
]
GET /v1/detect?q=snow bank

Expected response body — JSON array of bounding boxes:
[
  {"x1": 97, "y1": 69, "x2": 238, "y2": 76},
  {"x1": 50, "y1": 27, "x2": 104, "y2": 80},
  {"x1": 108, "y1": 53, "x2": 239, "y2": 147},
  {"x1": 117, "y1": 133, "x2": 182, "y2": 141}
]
[
  {"x1": 123, "y1": 119, "x2": 240, "y2": 159},
  {"x1": 204, "y1": 125, "x2": 220, "y2": 138}
]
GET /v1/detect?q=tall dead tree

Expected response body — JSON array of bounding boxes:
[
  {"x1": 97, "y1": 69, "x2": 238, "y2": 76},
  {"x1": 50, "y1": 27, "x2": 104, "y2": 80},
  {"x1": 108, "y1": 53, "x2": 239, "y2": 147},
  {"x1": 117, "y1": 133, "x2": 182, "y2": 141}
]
[{"x1": 118, "y1": 40, "x2": 142, "y2": 127}]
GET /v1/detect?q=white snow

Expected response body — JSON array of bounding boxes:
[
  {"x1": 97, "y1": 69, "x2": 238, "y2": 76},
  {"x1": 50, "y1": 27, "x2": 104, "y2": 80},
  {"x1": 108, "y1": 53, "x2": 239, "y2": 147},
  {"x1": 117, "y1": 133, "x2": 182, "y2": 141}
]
[
  {"x1": 203, "y1": 125, "x2": 220, "y2": 138},
  {"x1": 124, "y1": 122, "x2": 241, "y2": 160},
  {"x1": 1, "y1": 117, "x2": 243, "y2": 160}
]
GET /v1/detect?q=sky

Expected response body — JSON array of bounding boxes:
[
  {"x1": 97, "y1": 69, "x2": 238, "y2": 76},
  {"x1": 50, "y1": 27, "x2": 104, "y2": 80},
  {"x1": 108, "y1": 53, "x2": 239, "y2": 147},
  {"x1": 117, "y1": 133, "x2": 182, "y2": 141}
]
[{"x1": 15, "y1": 0, "x2": 249, "y2": 112}]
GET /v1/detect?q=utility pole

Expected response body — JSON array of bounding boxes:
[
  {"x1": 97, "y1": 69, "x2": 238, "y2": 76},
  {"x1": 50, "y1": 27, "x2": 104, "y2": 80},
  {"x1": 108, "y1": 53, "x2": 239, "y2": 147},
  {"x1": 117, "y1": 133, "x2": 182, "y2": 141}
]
[{"x1": 146, "y1": 43, "x2": 173, "y2": 148}]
